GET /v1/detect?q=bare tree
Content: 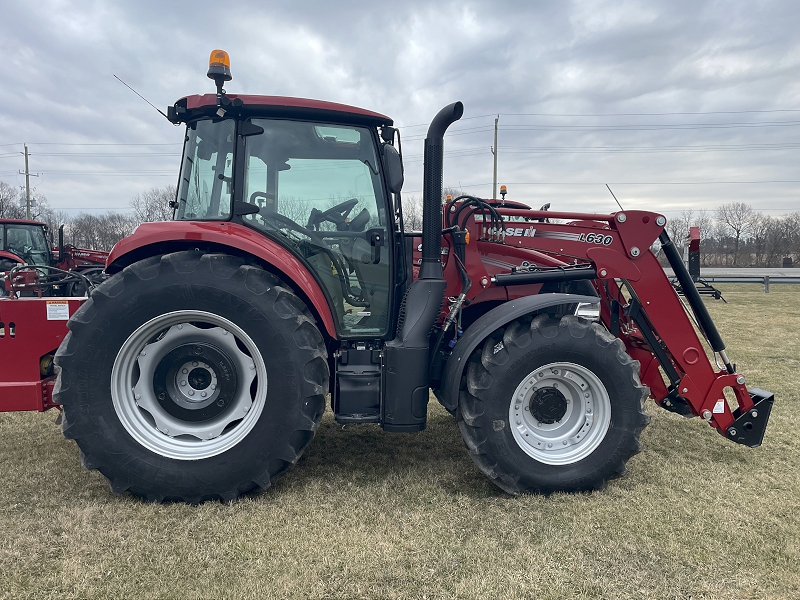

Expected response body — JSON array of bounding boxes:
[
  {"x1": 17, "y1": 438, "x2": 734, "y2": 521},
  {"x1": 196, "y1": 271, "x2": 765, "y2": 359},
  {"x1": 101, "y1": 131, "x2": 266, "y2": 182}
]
[
  {"x1": 0, "y1": 181, "x2": 24, "y2": 219},
  {"x1": 400, "y1": 195, "x2": 423, "y2": 230},
  {"x1": 716, "y1": 202, "x2": 754, "y2": 267},
  {"x1": 748, "y1": 213, "x2": 772, "y2": 267},
  {"x1": 131, "y1": 185, "x2": 176, "y2": 223}
]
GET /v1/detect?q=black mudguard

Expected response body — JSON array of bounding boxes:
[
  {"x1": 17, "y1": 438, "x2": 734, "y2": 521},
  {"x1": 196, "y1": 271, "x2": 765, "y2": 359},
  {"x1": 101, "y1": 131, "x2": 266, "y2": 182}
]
[{"x1": 435, "y1": 293, "x2": 598, "y2": 413}]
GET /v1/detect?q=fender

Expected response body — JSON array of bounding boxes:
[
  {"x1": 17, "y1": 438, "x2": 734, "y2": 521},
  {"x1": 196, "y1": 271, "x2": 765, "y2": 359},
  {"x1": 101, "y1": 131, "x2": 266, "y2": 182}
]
[
  {"x1": 436, "y1": 293, "x2": 598, "y2": 412},
  {"x1": 106, "y1": 221, "x2": 337, "y2": 337},
  {"x1": 0, "y1": 251, "x2": 25, "y2": 266}
]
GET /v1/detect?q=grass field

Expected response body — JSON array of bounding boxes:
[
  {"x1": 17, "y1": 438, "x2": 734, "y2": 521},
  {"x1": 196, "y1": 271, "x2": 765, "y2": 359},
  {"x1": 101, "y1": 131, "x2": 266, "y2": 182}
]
[{"x1": 1, "y1": 285, "x2": 798, "y2": 599}]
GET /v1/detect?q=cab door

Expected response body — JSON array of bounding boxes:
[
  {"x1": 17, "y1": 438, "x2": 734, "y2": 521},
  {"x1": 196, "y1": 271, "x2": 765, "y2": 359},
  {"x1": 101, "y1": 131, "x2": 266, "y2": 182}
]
[{"x1": 241, "y1": 119, "x2": 393, "y2": 338}]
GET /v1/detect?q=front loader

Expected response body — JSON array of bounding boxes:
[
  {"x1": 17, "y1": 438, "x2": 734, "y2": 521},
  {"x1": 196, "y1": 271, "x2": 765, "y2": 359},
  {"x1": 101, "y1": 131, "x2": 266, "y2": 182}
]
[{"x1": 0, "y1": 50, "x2": 773, "y2": 502}]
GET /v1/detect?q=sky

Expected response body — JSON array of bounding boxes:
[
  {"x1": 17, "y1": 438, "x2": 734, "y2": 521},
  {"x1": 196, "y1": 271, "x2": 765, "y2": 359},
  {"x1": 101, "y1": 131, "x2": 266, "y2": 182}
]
[{"x1": 0, "y1": 0, "x2": 798, "y2": 219}]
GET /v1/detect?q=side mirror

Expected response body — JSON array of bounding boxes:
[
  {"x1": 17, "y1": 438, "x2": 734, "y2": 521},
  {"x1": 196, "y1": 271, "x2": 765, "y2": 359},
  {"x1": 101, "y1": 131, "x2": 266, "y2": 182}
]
[{"x1": 382, "y1": 144, "x2": 404, "y2": 194}]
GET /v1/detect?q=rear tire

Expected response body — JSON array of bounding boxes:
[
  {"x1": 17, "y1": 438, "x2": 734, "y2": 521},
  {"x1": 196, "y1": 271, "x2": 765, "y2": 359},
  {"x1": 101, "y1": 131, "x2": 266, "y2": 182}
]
[
  {"x1": 457, "y1": 314, "x2": 649, "y2": 494},
  {"x1": 54, "y1": 251, "x2": 328, "y2": 503}
]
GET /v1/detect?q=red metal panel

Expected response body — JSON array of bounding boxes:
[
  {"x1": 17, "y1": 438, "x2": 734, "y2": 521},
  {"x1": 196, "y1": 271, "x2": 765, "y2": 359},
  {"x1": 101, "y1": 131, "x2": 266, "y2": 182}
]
[
  {"x1": 0, "y1": 218, "x2": 47, "y2": 227},
  {"x1": 0, "y1": 297, "x2": 84, "y2": 412},
  {"x1": 106, "y1": 221, "x2": 337, "y2": 337},
  {"x1": 688, "y1": 226, "x2": 701, "y2": 252}
]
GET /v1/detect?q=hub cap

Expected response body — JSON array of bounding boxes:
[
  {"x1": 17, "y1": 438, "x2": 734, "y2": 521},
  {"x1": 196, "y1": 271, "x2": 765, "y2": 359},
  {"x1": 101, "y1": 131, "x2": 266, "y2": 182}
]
[
  {"x1": 111, "y1": 310, "x2": 267, "y2": 460},
  {"x1": 509, "y1": 362, "x2": 611, "y2": 465}
]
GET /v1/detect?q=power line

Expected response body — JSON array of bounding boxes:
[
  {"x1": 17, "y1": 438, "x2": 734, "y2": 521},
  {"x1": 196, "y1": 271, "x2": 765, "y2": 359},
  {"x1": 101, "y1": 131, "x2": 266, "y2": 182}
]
[
  {"x1": 401, "y1": 142, "x2": 800, "y2": 161},
  {"x1": 30, "y1": 152, "x2": 181, "y2": 157},
  {"x1": 402, "y1": 121, "x2": 800, "y2": 141},
  {"x1": 394, "y1": 114, "x2": 497, "y2": 129},
  {"x1": 25, "y1": 142, "x2": 181, "y2": 146},
  {"x1": 501, "y1": 108, "x2": 800, "y2": 117},
  {"x1": 396, "y1": 108, "x2": 800, "y2": 129},
  {"x1": 402, "y1": 180, "x2": 800, "y2": 193},
  {"x1": 37, "y1": 171, "x2": 175, "y2": 175}
]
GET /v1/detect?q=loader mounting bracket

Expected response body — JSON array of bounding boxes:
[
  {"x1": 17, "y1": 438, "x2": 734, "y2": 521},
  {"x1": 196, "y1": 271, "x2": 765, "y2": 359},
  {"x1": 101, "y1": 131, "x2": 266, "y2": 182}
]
[{"x1": 727, "y1": 389, "x2": 774, "y2": 448}]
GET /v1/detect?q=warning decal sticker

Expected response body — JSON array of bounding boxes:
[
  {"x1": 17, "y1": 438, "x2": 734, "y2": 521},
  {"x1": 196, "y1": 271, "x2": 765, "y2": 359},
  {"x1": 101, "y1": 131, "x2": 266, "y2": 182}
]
[{"x1": 46, "y1": 300, "x2": 70, "y2": 321}]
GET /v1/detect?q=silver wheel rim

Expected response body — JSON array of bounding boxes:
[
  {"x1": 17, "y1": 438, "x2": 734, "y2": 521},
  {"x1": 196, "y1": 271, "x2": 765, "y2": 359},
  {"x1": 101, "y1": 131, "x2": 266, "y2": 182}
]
[
  {"x1": 509, "y1": 361, "x2": 611, "y2": 465},
  {"x1": 111, "y1": 310, "x2": 267, "y2": 460}
]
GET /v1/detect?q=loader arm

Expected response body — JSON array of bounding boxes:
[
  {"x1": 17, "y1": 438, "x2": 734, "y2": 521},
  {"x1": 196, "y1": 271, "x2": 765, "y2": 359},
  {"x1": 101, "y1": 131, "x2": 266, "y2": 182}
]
[{"x1": 445, "y1": 206, "x2": 772, "y2": 447}]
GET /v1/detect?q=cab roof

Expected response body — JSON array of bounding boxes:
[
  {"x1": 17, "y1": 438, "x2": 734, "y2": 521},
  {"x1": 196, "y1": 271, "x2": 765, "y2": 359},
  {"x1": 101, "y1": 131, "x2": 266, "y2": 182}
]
[
  {"x1": 0, "y1": 219, "x2": 46, "y2": 227},
  {"x1": 171, "y1": 94, "x2": 393, "y2": 128}
]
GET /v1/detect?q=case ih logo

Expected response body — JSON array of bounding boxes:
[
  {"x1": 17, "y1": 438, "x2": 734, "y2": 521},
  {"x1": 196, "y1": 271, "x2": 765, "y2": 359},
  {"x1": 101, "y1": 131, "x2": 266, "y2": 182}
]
[{"x1": 504, "y1": 226, "x2": 537, "y2": 238}]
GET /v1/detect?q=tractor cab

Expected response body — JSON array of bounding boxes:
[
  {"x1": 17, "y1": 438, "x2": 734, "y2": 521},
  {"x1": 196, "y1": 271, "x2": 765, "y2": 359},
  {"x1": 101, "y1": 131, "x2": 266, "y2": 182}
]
[
  {"x1": 171, "y1": 113, "x2": 398, "y2": 338},
  {"x1": 0, "y1": 220, "x2": 52, "y2": 269}
]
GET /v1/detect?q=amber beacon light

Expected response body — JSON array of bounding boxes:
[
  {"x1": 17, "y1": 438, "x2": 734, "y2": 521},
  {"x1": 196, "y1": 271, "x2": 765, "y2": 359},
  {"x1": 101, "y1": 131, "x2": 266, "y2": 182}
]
[{"x1": 207, "y1": 49, "x2": 232, "y2": 96}]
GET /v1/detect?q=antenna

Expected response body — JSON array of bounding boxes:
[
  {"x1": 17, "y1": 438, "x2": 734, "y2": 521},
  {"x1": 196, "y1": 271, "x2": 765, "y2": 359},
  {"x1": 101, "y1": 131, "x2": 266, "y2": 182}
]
[
  {"x1": 113, "y1": 75, "x2": 169, "y2": 121},
  {"x1": 605, "y1": 184, "x2": 624, "y2": 211}
]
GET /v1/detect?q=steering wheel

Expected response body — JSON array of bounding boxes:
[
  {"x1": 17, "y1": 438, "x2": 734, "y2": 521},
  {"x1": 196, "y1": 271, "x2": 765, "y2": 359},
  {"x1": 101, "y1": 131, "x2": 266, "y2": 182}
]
[
  {"x1": 8, "y1": 244, "x2": 33, "y2": 262},
  {"x1": 247, "y1": 192, "x2": 329, "y2": 245},
  {"x1": 307, "y1": 198, "x2": 359, "y2": 231}
]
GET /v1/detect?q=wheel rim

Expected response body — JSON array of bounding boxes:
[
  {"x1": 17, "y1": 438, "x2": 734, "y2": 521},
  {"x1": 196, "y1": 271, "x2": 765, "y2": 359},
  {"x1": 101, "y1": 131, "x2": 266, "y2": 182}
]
[
  {"x1": 509, "y1": 362, "x2": 611, "y2": 465},
  {"x1": 111, "y1": 310, "x2": 267, "y2": 460}
]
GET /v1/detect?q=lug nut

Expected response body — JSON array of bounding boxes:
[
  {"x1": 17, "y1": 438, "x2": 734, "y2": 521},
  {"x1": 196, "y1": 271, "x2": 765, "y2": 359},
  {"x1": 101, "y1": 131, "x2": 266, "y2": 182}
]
[
  {"x1": 182, "y1": 368, "x2": 188, "y2": 374},
  {"x1": 188, "y1": 390, "x2": 194, "y2": 396}
]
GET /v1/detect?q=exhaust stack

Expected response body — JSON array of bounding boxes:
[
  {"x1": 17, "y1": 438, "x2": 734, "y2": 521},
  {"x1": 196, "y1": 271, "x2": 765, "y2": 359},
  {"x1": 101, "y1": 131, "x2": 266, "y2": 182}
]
[{"x1": 419, "y1": 101, "x2": 463, "y2": 279}]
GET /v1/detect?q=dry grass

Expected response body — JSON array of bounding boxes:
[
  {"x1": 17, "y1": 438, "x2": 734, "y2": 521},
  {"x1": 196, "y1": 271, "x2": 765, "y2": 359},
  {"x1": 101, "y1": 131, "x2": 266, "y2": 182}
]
[{"x1": 0, "y1": 285, "x2": 798, "y2": 599}]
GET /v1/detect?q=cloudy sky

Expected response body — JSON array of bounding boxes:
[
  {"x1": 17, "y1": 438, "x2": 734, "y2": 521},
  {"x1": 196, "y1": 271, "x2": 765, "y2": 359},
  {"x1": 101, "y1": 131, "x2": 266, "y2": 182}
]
[{"x1": 1, "y1": 0, "x2": 798, "y2": 218}]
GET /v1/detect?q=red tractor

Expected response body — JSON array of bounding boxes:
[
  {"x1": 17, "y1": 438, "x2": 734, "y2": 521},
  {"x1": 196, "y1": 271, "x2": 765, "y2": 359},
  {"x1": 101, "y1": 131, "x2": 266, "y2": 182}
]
[
  {"x1": 0, "y1": 218, "x2": 108, "y2": 296},
  {"x1": 0, "y1": 51, "x2": 773, "y2": 503}
]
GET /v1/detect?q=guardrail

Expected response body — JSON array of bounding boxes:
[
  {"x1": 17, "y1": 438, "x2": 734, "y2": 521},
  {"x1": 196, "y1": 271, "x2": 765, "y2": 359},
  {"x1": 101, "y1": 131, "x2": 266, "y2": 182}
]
[{"x1": 678, "y1": 275, "x2": 800, "y2": 293}]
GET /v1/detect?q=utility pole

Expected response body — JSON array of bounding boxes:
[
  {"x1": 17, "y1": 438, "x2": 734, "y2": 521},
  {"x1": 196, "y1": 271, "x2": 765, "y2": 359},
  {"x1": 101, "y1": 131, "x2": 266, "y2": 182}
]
[
  {"x1": 491, "y1": 115, "x2": 499, "y2": 199},
  {"x1": 18, "y1": 145, "x2": 38, "y2": 220},
  {"x1": 23, "y1": 144, "x2": 31, "y2": 220}
]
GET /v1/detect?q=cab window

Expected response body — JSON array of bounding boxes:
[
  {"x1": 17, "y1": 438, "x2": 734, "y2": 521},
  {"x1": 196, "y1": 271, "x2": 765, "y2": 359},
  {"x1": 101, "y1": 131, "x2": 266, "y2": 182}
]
[{"x1": 242, "y1": 120, "x2": 391, "y2": 337}]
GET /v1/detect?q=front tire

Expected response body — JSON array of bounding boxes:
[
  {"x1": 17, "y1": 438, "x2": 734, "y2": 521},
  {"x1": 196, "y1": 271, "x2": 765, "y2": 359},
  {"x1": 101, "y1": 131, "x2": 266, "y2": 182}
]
[
  {"x1": 457, "y1": 314, "x2": 649, "y2": 494},
  {"x1": 54, "y1": 251, "x2": 329, "y2": 503}
]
